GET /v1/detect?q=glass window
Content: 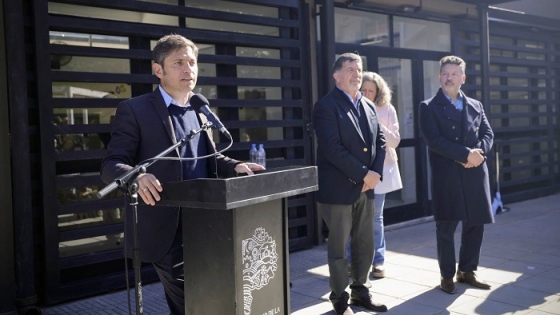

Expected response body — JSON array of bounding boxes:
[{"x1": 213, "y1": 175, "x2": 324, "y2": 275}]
[
  {"x1": 51, "y1": 56, "x2": 131, "y2": 73},
  {"x1": 182, "y1": 0, "x2": 280, "y2": 36},
  {"x1": 518, "y1": 52, "x2": 545, "y2": 61},
  {"x1": 378, "y1": 58, "x2": 414, "y2": 139},
  {"x1": 393, "y1": 17, "x2": 450, "y2": 51},
  {"x1": 423, "y1": 60, "x2": 441, "y2": 98},
  {"x1": 184, "y1": 0, "x2": 278, "y2": 17},
  {"x1": 491, "y1": 35, "x2": 513, "y2": 46},
  {"x1": 52, "y1": 108, "x2": 116, "y2": 152},
  {"x1": 334, "y1": 8, "x2": 389, "y2": 46},
  {"x1": 508, "y1": 78, "x2": 529, "y2": 87},
  {"x1": 57, "y1": 182, "x2": 124, "y2": 257},
  {"x1": 237, "y1": 47, "x2": 280, "y2": 59},
  {"x1": 506, "y1": 66, "x2": 529, "y2": 73},
  {"x1": 518, "y1": 39, "x2": 545, "y2": 49},
  {"x1": 237, "y1": 66, "x2": 281, "y2": 79},
  {"x1": 185, "y1": 18, "x2": 278, "y2": 36},
  {"x1": 50, "y1": 31, "x2": 129, "y2": 49},
  {"x1": 391, "y1": 147, "x2": 417, "y2": 207},
  {"x1": 48, "y1": 2, "x2": 177, "y2": 26}
]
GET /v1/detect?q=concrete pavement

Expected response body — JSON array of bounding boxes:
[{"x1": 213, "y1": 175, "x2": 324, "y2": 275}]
[{"x1": 42, "y1": 193, "x2": 560, "y2": 315}]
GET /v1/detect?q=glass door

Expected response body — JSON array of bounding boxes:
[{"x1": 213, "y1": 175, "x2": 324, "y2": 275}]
[
  {"x1": 376, "y1": 58, "x2": 416, "y2": 211},
  {"x1": 364, "y1": 53, "x2": 444, "y2": 224}
]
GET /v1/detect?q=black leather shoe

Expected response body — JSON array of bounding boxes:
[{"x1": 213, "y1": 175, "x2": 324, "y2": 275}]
[
  {"x1": 332, "y1": 299, "x2": 354, "y2": 315},
  {"x1": 440, "y1": 277, "x2": 456, "y2": 294},
  {"x1": 456, "y1": 270, "x2": 491, "y2": 289},
  {"x1": 350, "y1": 294, "x2": 388, "y2": 312}
]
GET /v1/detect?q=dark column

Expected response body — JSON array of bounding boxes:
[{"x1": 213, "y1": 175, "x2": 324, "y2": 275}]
[
  {"x1": 478, "y1": 4, "x2": 490, "y2": 112},
  {"x1": 318, "y1": 0, "x2": 335, "y2": 97},
  {"x1": 130, "y1": 37, "x2": 153, "y2": 96},
  {"x1": 216, "y1": 44, "x2": 240, "y2": 143},
  {"x1": 478, "y1": 4, "x2": 497, "y2": 192},
  {"x1": 0, "y1": 0, "x2": 17, "y2": 312},
  {"x1": 2, "y1": 0, "x2": 38, "y2": 313}
]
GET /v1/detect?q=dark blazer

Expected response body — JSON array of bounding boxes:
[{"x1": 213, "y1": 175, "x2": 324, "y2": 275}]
[
  {"x1": 100, "y1": 89, "x2": 239, "y2": 262},
  {"x1": 313, "y1": 87, "x2": 386, "y2": 205},
  {"x1": 419, "y1": 88, "x2": 494, "y2": 225}
]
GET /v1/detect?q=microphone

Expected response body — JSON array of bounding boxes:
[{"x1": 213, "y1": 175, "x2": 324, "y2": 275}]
[{"x1": 189, "y1": 94, "x2": 232, "y2": 139}]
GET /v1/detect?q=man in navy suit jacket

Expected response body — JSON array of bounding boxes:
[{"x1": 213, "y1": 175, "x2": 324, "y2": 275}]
[
  {"x1": 101, "y1": 34, "x2": 263, "y2": 314},
  {"x1": 419, "y1": 55, "x2": 494, "y2": 295},
  {"x1": 313, "y1": 53, "x2": 387, "y2": 315}
]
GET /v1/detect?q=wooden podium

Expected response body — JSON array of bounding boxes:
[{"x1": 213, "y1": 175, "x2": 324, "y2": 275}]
[{"x1": 158, "y1": 166, "x2": 318, "y2": 315}]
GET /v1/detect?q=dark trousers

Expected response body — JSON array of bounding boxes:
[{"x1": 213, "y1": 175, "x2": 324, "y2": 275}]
[
  {"x1": 436, "y1": 220, "x2": 484, "y2": 279},
  {"x1": 319, "y1": 193, "x2": 374, "y2": 304},
  {"x1": 153, "y1": 224, "x2": 185, "y2": 315}
]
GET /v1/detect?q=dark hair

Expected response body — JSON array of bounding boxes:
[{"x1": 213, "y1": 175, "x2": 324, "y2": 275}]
[
  {"x1": 153, "y1": 34, "x2": 199, "y2": 67},
  {"x1": 333, "y1": 52, "x2": 362, "y2": 73},
  {"x1": 439, "y1": 55, "x2": 466, "y2": 74}
]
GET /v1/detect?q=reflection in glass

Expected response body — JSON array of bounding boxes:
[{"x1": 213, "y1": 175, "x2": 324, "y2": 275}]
[
  {"x1": 423, "y1": 60, "x2": 441, "y2": 96},
  {"x1": 52, "y1": 106, "x2": 117, "y2": 152},
  {"x1": 385, "y1": 147, "x2": 417, "y2": 208},
  {"x1": 238, "y1": 86, "x2": 281, "y2": 100},
  {"x1": 48, "y1": 3, "x2": 177, "y2": 26},
  {"x1": 58, "y1": 184, "x2": 124, "y2": 257},
  {"x1": 236, "y1": 47, "x2": 280, "y2": 59},
  {"x1": 185, "y1": 0, "x2": 278, "y2": 18},
  {"x1": 393, "y1": 17, "x2": 450, "y2": 51},
  {"x1": 51, "y1": 56, "x2": 130, "y2": 74},
  {"x1": 53, "y1": 82, "x2": 131, "y2": 99},
  {"x1": 378, "y1": 58, "x2": 414, "y2": 139},
  {"x1": 198, "y1": 63, "x2": 217, "y2": 78},
  {"x1": 334, "y1": 8, "x2": 389, "y2": 46},
  {"x1": 49, "y1": 31, "x2": 129, "y2": 49},
  {"x1": 185, "y1": 18, "x2": 278, "y2": 36},
  {"x1": 237, "y1": 65, "x2": 280, "y2": 79},
  {"x1": 59, "y1": 231, "x2": 123, "y2": 258}
]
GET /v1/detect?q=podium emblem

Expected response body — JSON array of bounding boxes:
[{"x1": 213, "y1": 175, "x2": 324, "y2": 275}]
[{"x1": 242, "y1": 227, "x2": 279, "y2": 315}]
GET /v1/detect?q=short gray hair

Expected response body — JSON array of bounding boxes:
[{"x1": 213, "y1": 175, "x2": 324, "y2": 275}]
[{"x1": 439, "y1": 55, "x2": 466, "y2": 74}]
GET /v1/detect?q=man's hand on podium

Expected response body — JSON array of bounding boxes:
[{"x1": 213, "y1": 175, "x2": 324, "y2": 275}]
[
  {"x1": 137, "y1": 163, "x2": 264, "y2": 205},
  {"x1": 137, "y1": 173, "x2": 162, "y2": 206},
  {"x1": 235, "y1": 162, "x2": 265, "y2": 176}
]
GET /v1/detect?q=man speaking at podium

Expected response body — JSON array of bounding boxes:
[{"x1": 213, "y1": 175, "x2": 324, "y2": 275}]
[{"x1": 100, "y1": 34, "x2": 263, "y2": 314}]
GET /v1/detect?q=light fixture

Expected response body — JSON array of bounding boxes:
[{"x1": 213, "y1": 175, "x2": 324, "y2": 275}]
[
  {"x1": 398, "y1": 4, "x2": 420, "y2": 13},
  {"x1": 398, "y1": 0, "x2": 422, "y2": 13}
]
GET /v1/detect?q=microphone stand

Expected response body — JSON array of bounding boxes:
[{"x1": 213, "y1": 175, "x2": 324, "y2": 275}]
[{"x1": 97, "y1": 122, "x2": 213, "y2": 315}]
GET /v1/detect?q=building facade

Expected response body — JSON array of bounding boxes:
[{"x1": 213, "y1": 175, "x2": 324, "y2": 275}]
[{"x1": 1, "y1": 0, "x2": 558, "y2": 313}]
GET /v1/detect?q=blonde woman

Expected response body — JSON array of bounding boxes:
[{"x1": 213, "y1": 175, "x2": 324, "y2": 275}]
[{"x1": 361, "y1": 71, "x2": 403, "y2": 278}]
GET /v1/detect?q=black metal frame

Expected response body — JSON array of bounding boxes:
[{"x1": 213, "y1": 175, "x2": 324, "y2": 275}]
[
  {"x1": 23, "y1": 0, "x2": 316, "y2": 305},
  {"x1": 325, "y1": 2, "x2": 560, "y2": 223},
  {"x1": 0, "y1": 0, "x2": 17, "y2": 313},
  {"x1": 453, "y1": 14, "x2": 560, "y2": 203},
  {"x1": 5, "y1": 0, "x2": 558, "y2": 308}
]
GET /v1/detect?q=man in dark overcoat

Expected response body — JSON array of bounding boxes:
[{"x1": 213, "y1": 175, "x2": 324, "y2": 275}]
[{"x1": 419, "y1": 55, "x2": 494, "y2": 295}]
